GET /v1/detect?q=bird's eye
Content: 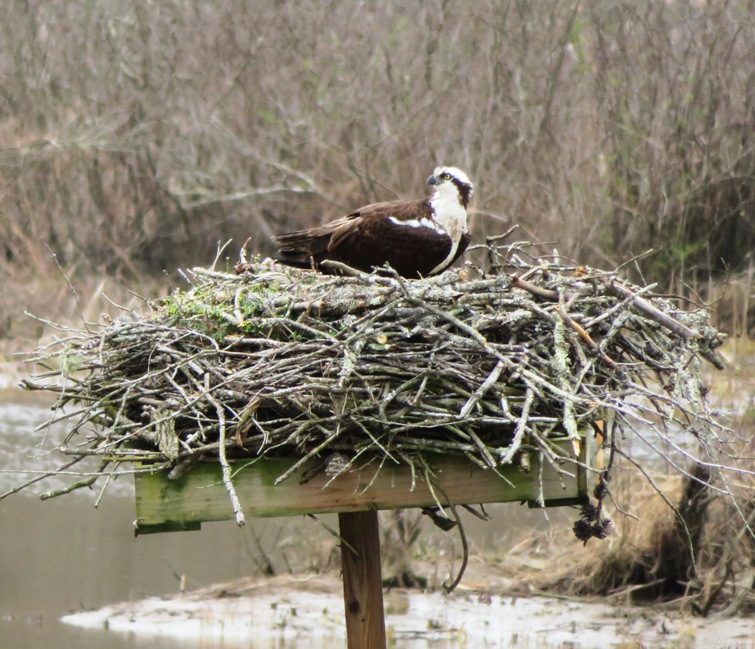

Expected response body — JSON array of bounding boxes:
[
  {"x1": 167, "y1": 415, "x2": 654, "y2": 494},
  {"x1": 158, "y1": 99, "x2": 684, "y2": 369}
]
[{"x1": 441, "y1": 172, "x2": 451, "y2": 181}]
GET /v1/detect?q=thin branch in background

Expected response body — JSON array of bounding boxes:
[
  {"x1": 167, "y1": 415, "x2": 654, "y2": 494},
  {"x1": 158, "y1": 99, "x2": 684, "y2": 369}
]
[
  {"x1": 307, "y1": 514, "x2": 358, "y2": 557},
  {"x1": 43, "y1": 244, "x2": 100, "y2": 334}
]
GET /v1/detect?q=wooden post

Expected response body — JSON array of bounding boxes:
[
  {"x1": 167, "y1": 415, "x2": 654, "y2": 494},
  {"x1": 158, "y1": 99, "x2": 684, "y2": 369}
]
[{"x1": 338, "y1": 510, "x2": 386, "y2": 649}]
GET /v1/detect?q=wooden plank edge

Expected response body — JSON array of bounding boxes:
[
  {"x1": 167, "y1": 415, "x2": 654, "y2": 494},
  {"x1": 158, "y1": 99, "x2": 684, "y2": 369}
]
[{"x1": 134, "y1": 442, "x2": 590, "y2": 534}]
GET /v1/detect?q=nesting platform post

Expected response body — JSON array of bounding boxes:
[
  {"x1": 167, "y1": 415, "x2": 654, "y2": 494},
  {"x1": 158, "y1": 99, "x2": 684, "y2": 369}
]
[
  {"x1": 134, "y1": 437, "x2": 594, "y2": 648},
  {"x1": 339, "y1": 510, "x2": 386, "y2": 649}
]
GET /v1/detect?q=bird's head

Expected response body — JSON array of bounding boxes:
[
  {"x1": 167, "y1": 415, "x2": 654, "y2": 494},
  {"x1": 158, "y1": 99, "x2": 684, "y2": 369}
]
[{"x1": 427, "y1": 166, "x2": 474, "y2": 209}]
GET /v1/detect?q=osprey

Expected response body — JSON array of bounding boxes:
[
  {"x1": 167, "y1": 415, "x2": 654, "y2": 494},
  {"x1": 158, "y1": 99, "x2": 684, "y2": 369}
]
[{"x1": 271, "y1": 166, "x2": 474, "y2": 279}]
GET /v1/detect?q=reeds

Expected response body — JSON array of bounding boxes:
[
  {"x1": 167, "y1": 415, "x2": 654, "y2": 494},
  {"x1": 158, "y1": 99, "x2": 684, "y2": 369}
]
[{"x1": 1, "y1": 1, "x2": 753, "y2": 295}]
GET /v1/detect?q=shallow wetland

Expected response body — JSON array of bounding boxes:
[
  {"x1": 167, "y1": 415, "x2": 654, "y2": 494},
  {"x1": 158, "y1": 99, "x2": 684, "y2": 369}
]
[{"x1": 1, "y1": 388, "x2": 753, "y2": 648}]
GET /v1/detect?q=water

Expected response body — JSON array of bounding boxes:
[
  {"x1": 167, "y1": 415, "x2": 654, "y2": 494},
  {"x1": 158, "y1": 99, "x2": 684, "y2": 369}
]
[
  {"x1": 0, "y1": 395, "x2": 330, "y2": 649},
  {"x1": 1, "y1": 394, "x2": 564, "y2": 648},
  {"x1": 0, "y1": 395, "x2": 521, "y2": 648},
  {"x1": 4, "y1": 394, "x2": 749, "y2": 648}
]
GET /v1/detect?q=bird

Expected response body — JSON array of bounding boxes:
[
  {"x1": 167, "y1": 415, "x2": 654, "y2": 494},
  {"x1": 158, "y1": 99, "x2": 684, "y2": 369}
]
[{"x1": 271, "y1": 166, "x2": 474, "y2": 279}]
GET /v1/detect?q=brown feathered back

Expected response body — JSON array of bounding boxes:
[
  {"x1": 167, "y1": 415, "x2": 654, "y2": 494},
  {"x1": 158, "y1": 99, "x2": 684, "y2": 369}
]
[{"x1": 272, "y1": 167, "x2": 474, "y2": 278}]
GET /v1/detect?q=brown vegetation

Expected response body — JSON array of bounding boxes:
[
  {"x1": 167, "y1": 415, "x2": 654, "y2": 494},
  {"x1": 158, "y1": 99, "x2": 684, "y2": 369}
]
[
  {"x1": 2, "y1": 0, "x2": 754, "y2": 616},
  {"x1": 18, "y1": 243, "x2": 750, "y2": 608},
  {"x1": 18, "y1": 245, "x2": 724, "y2": 499},
  {"x1": 523, "y1": 458, "x2": 755, "y2": 615},
  {"x1": 1, "y1": 1, "x2": 754, "y2": 350}
]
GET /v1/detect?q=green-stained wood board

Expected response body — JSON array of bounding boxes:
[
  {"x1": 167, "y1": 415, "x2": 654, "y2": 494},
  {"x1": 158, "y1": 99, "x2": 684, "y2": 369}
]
[{"x1": 134, "y1": 436, "x2": 594, "y2": 534}]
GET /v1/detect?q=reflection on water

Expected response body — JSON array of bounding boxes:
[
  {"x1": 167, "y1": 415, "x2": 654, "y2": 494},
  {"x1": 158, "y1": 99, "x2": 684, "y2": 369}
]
[{"x1": 1, "y1": 495, "x2": 188, "y2": 649}]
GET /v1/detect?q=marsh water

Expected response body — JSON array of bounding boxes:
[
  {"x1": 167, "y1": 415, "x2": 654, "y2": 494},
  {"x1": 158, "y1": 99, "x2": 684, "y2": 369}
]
[
  {"x1": 0, "y1": 396, "x2": 319, "y2": 649},
  {"x1": 2, "y1": 393, "x2": 593, "y2": 649},
  {"x1": 1, "y1": 395, "x2": 525, "y2": 649},
  {"x1": 2, "y1": 394, "x2": 750, "y2": 649}
]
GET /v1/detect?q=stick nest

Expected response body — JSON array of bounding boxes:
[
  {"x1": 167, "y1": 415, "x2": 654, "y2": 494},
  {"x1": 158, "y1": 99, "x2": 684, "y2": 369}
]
[{"x1": 22, "y1": 241, "x2": 725, "y2": 501}]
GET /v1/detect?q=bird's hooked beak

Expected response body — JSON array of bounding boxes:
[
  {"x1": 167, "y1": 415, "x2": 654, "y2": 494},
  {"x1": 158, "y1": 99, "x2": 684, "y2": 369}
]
[{"x1": 427, "y1": 173, "x2": 440, "y2": 186}]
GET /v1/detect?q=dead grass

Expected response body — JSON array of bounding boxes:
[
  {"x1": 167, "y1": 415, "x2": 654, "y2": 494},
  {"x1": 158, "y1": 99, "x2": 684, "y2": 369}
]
[
  {"x1": 1, "y1": 1, "x2": 753, "y2": 303},
  {"x1": 2, "y1": 2, "x2": 754, "y2": 353},
  {"x1": 707, "y1": 268, "x2": 755, "y2": 339},
  {"x1": 2, "y1": 0, "x2": 754, "y2": 618},
  {"x1": 0, "y1": 264, "x2": 171, "y2": 361},
  {"x1": 419, "y1": 391, "x2": 752, "y2": 613},
  {"x1": 495, "y1": 463, "x2": 755, "y2": 615}
]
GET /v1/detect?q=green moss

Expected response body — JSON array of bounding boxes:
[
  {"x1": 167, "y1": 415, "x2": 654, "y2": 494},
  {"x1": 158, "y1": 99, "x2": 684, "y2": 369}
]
[{"x1": 156, "y1": 263, "x2": 315, "y2": 341}]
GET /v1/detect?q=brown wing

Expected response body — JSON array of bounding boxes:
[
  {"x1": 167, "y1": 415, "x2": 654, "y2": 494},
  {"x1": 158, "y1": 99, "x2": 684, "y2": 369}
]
[
  {"x1": 269, "y1": 201, "x2": 414, "y2": 266},
  {"x1": 272, "y1": 218, "x2": 349, "y2": 269},
  {"x1": 273, "y1": 199, "x2": 453, "y2": 278},
  {"x1": 328, "y1": 204, "x2": 451, "y2": 278}
]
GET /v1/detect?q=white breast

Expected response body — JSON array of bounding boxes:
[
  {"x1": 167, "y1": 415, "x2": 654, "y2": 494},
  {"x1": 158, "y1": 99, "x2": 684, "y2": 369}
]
[{"x1": 428, "y1": 186, "x2": 468, "y2": 274}]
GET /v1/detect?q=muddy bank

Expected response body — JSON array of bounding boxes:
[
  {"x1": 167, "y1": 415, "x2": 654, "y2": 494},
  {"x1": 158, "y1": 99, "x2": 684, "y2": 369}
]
[{"x1": 63, "y1": 574, "x2": 754, "y2": 649}]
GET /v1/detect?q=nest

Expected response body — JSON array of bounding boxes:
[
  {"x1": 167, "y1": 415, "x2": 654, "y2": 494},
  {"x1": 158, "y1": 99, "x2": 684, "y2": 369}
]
[{"x1": 22, "y1": 241, "x2": 725, "y2": 511}]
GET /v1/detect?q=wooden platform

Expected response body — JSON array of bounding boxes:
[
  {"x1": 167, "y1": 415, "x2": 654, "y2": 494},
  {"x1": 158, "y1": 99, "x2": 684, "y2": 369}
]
[
  {"x1": 134, "y1": 438, "x2": 591, "y2": 534},
  {"x1": 133, "y1": 437, "x2": 595, "y2": 649}
]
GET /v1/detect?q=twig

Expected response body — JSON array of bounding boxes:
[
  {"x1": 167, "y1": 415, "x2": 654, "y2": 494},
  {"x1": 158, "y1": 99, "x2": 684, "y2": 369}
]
[
  {"x1": 431, "y1": 479, "x2": 468, "y2": 593},
  {"x1": 606, "y1": 279, "x2": 699, "y2": 340},
  {"x1": 44, "y1": 243, "x2": 93, "y2": 333},
  {"x1": 206, "y1": 388, "x2": 246, "y2": 527}
]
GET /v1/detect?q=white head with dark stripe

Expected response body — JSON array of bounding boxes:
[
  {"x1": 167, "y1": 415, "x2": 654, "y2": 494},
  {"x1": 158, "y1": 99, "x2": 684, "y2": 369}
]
[{"x1": 427, "y1": 166, "x2": 474, "y2": 210}]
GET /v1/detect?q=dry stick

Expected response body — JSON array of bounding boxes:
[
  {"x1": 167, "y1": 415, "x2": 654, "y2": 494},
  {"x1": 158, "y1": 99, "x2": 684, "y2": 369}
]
[
  {"x1": 449, "y1": 424, "x2": 501, "y2": 475},
  {"x1": 16, "y1": 244, "x2": 731, "y2": 529},
  {"x1": 211, "y1": 239, "x2": 235, "y2": 271},
  {"x1": 0, "y1": 457, "x2": 81, "y2": 500},
  {"x1": 44, "y1": 244, "x2": 93, "y2": 333},
  {"x1": 513, "y1": 270, "x2": 701, "y2": 349},
  {"x1": 320, "y1": 259, "x2": 395, "y2": 285},
  {"x1": 463, "y1": 451, "x2": 492, "y2": 470},
  {"x1": 612, "y1": 447, "x2": 699, "y2": 575},
  {"x1": 555, "y1": 304, "x2": 619, "y2": 370},
  {"x1": 552, "y1": 309, "x2": 580, "y2": 454},
  {"x1": 581, "y1": 283, "x2": 655, "y2": 331},
  {"x1": 94, "y1": 468, "x2": 115, "y2": 508},
  {"x1": 393, "y1": 280, "x2": 591, "y2": 412},
  {"x1": 40, "y1": 460, "x2": 110, "y2": 500},
  {"x1": 527, "y1": 430, "x2": 582, "y2": 481},
  {"x1": 459, "y1": 359, "x2": 505, "y2": 418},
  {"x1": 534, "y1": 451, "x2": 549, "y2": 514},
  {"x1": 390, "y1": 437, "x2": 478, "y2": 453},
  {"x1": 409, "y1": 340, "x2": 442, "y2": 405},
  {"x1": 0, "y1": 465, "x2": 168, "y2": 477},
  {"x1": 273, "y1": 432, "x2": 341, "y2": 485},
  {"x1": 349, "y1": 452, "x2": 394, "y2": 495},
  {"x1": 510, "y1": 274, "x2": 559, "y2": 301},
  {"x1": 600, "y1": 481, "x2": 640, "y2": 523},
  {"x1": 306, "y1": 514, "x2": 358, "y2": 556},
  {"x1": 606, "y1": 279, "x2": 700, "y2": 340},
  {"x1": 625, "y1": 414, "x2": 754, "y2": 495},
  {"x1": 499, "y1": 387, "x2": 535, "y2": 464},
  {"x1": 484, "y1": 224, "x2": 520, "y2": 244},
  {"x1": 352, "y1": 420, "x2": 397, "y2": 464},
  {"x1": 461, "y1": 503, "x2": 491, "y2": 521},
  {"x1": 206, "y1": 388, "x2": 246, "y2": 527}
]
